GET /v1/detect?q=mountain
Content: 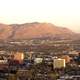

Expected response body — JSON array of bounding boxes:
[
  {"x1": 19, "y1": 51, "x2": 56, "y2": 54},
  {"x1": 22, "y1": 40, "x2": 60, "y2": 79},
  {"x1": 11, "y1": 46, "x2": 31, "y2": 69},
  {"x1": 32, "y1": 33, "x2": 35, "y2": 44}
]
[
  {"x1": 0, "y1": 22, "x2": 79, "y2": 41},
  {"x1": 0, "y1": 24, "x2": 13, "y2": 40}
]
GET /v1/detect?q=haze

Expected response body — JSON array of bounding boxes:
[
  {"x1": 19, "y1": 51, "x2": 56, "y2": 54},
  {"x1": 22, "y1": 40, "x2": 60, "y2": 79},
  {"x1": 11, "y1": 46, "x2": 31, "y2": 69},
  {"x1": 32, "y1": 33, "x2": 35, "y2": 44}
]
[{"x1": 0, "y1": 0, "x2": 80, "y2": 32}]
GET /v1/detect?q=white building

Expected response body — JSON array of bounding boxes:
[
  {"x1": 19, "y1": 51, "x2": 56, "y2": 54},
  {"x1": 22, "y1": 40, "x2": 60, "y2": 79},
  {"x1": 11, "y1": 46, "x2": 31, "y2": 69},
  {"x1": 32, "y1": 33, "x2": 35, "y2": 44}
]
[
  {"x1": 34, "y1": 58, "x2": 43, "y2": 64},
  {"x1": 0, "y1": 60, "x2": 7, "y2": 64}
]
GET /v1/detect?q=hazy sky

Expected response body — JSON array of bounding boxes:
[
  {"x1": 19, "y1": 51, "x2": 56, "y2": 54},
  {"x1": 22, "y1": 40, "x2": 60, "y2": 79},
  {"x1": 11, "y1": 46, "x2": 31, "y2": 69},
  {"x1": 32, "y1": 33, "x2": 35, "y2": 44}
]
[{"x1": 0, "y1": 0, "x2": 80, "y2": 32}]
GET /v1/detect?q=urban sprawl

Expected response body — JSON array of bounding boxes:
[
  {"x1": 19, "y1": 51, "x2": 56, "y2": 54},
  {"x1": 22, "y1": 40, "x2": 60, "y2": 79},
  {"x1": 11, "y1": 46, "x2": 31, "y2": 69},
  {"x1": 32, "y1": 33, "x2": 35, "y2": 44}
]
[{"x1": 0, "y1": 39, "x2": 80, "y2": 80}]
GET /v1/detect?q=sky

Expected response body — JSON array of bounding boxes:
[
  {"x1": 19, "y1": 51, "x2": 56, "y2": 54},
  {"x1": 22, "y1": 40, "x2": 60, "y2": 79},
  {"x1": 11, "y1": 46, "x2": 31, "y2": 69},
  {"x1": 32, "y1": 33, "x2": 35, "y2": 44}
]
[{"x1": 0, "y1": 0, "x2": 80, "y2": 32}]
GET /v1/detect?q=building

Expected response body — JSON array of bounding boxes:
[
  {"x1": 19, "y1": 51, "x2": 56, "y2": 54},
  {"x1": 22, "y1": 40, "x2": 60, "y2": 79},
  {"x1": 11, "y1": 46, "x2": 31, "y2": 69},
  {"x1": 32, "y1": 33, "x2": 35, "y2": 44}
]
[
  {"x1": 53, "y1": 58, "x2": 66, "y2": 69},
  {"x1": 14, "y1": 52, "x2": 24, "y2": 63},
  {"x1": 34, "y1": 58, "x2": 43, "y2": 64},
  {"x1": 61, "y1": 55, "x2": 71, "y2": 63},
  {"x1": 68, "y1": 50, "x2": 79, "y2": 56}
]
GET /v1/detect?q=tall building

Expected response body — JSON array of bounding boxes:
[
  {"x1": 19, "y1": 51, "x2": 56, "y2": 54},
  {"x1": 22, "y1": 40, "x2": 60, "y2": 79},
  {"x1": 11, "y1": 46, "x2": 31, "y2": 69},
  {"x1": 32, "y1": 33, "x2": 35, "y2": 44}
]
[
  {"x1": 53, "y1": 58, "x2": 66, "y2": 69},
  {"x1": 14, "y1": 52, "x2": 24, "y2": 63}
]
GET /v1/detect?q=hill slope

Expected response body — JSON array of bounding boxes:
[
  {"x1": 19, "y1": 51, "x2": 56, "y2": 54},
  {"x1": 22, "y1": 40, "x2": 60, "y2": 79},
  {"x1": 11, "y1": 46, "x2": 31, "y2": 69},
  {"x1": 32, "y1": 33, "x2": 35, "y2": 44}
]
[{"x1": 0, "y1": 22, "x2": 78, "y2": 41}]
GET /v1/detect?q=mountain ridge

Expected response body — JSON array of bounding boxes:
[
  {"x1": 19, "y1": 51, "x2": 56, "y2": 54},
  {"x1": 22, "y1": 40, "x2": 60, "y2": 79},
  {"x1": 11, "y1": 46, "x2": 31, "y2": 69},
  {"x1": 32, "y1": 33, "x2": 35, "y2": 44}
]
[{"x1": 0, "y1": 22, "x2": 79, "y2": 41}]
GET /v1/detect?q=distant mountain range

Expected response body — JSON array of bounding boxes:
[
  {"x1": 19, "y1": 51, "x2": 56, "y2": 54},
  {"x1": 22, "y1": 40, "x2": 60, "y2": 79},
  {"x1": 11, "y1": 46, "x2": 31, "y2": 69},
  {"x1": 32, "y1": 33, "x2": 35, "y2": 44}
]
[{"x1": 0, "y1": 22, "x2": 79, "y2": 41}]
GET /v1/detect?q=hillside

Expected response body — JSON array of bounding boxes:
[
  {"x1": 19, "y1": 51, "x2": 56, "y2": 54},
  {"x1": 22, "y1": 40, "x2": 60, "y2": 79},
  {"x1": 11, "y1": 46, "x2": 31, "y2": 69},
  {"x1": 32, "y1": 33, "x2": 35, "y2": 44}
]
[{"x1": 0, "y1": 22, "x2": 78, "y2": 41}]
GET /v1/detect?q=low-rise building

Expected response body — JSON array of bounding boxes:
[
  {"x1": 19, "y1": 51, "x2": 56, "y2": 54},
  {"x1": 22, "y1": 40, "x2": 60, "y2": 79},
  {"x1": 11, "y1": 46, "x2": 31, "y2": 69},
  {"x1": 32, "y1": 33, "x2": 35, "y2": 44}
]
[
  {"x1": 61, "y1": 55, "x2": 71, "y2": 63},
  {"x1": 34, "y1": 58, "x2": 43, "y2": 64}
]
